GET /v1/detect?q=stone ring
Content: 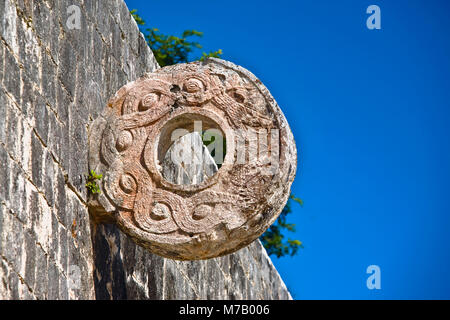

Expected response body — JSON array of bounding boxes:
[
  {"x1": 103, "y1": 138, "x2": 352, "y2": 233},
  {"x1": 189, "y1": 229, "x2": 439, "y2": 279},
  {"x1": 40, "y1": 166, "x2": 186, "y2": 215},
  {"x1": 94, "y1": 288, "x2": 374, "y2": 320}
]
[{"x1": 88, "y1": 58, "x2": 297, "y2": 260}]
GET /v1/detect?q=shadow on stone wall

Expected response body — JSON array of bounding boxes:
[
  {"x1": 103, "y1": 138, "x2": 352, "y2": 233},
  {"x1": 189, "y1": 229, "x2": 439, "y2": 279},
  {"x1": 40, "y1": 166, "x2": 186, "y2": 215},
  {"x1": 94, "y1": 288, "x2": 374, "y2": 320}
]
[{"x1": 91, "y1": 222, "x2": 291, "y2": 300}]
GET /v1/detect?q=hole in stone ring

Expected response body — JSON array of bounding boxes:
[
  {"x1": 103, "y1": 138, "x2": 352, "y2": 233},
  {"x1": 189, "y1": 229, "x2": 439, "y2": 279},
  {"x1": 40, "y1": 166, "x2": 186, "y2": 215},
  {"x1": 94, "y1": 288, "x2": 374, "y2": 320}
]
[
  {"x1": 157, "y1": 113, "x2": 227, "y2": 186},
  {"x1": 170, "y1": 84, "x2": 180, "y2": 93}
]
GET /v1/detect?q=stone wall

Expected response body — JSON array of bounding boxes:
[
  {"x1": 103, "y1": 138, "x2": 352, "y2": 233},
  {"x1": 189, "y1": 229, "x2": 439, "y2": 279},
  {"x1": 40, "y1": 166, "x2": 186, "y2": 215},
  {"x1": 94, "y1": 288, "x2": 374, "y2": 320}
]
[{"x1": 0, "y1": 0, "x2": 291, "y2": 300}]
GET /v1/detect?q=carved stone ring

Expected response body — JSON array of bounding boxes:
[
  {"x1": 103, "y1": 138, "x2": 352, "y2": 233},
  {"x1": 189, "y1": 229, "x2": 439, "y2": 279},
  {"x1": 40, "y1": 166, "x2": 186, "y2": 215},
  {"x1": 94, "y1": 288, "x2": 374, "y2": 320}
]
[{"x1": 89, "y1": 58, "x2": 297, "y2": 260}]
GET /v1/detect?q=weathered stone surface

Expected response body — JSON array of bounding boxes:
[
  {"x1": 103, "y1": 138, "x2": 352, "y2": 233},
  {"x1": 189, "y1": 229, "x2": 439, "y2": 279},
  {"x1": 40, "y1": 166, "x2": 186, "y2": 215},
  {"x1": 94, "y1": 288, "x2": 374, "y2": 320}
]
[
  {"x1": 89, "y1": 59, "x2": 297, "y2": 260},
  {"x1": 93, "y1": 221, "x2": 291, "y2": 300},
  {"x1": 1, "y1": 0, "x2": 292, "y2": 300}
]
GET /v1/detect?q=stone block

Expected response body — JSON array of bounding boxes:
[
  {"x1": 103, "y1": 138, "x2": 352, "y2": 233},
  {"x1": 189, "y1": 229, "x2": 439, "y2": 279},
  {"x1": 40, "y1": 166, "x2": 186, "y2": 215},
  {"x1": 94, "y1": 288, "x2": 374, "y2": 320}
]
[
  {"x1": 3, "y1": 48, "x2": 20, "y2": 103},
  {"x1": 0, "y1": 0, "x2": 19, "y2": 56},
  {"x1": 58, "y1": 224, "x2": 68, "y2": 273},
  {"x1": 5, "y1": 102, "x2": 20, "y2": 160},
  {"x1": 32, "y1": 1, "x2": 51, "y2": 50},
  {"x1": 33, "y1": 246, "x2": 48, "y2": 299},
  {"x1": 47, "y1": 110, "x2": 63, "y2": 163},
  {"x1": 33, "y1": 93, "x2": 49, "y2": 146},
  {"x1": 9, "y1": 160, "x2": 26, "y2": 221},
  {"x1": 0, "y1": 145, "x2": 10, "y2": 202},
  {"x1": 23, "y1": 231, "x2": 36, "y2": 290},
  {"x1": 55, "y1": 170, "x2": 67, "y2": 227},
  {"x1": 55, "y1": 83, "x2": 70, "y2": 124},
  {"x1": 31, "y1": 133, "x2": 44, "y2": 190},
  {"x1": 43, "y1": 150, "x2": 55, "y2": 207},
  {"x1": 57, "y1": 39, "x2": 77, "y2": 98},
  {"x1": 20, "y1": 74, "x2": 36, "y2": 120},
  {"x1": 15, "y1": 0, "x2": 34, "y2": 22},
  {"x1": 17, "y1": 17, "x2": 41, "y2": 87},
  {"x1": 47, "y1": 261, "x2": 59, "y2": 300},
  {"x1": 0, "y1": 41, "x2": 4, "y2": 85},
  {"x1": 41, "y1": 51, "x2": 57, "y2": 108}
]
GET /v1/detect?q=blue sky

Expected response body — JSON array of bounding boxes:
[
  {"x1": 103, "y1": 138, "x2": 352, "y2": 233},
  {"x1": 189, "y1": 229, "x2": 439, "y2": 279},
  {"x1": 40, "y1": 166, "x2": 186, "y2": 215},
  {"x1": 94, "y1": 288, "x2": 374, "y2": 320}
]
[{"x1": 125, "y1": 0, "x2": 450, "y2": 299}]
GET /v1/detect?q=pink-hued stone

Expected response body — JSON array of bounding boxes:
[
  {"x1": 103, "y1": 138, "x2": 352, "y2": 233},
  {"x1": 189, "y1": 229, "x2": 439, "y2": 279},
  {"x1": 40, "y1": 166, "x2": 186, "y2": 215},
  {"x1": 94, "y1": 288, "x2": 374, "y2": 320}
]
[{"x1": 88, "y1": 58, "x2": 297, "y2": 260}]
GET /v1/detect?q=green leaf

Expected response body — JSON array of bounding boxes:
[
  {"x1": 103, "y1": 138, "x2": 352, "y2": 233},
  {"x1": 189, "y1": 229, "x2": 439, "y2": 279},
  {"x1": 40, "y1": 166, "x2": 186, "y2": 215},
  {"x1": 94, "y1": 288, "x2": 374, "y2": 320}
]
[
  {"x1": 290, "y1": 194, "x2": 304, "y2": 207},
  {"x1": 131, "y1": 10, "x2": 222, "y2": 67},
  {"x1": 86, "y1": 170, "x2": 103, "y2": 194},
  {"x1": 260, "y1": 193, "x2": 304, "y2": 257},
  {"x1": 130, "y1": 9, "x2": 145, "y2": 26}
]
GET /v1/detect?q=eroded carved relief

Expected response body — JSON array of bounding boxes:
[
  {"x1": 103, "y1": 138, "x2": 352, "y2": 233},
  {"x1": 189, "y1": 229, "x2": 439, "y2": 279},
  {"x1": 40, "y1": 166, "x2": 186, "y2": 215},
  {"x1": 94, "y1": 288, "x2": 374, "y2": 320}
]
[{"x1": 88, "y1": 58, "x2": 297, "y2": 260}]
